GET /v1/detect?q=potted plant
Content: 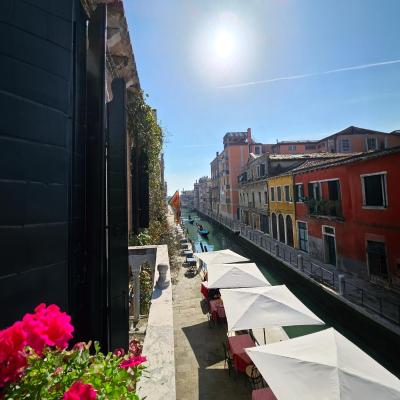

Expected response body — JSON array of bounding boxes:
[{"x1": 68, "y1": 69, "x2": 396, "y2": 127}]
[{"x1": 0, "y1": 304, "x2": 146, "y2": 399}]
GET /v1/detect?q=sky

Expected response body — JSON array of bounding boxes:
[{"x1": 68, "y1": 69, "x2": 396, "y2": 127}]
[{"x1": 125, "y1": 0, "x2": 400, "y2": 195}]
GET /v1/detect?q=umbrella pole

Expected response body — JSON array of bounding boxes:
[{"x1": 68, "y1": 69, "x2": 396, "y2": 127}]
[{"x1": 263, "y1": 328, "x2": 267, "y2": 344}]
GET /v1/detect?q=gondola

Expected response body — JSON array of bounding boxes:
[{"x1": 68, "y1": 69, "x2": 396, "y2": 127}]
[
  {"x1": 195, "y1": 222, "x2": 209, "y2": 237},
  {"x1": 188, "y1": 219, "x2": 195, "y2": 224},
  {"x1": 198, "y1": 229, "x2": 209, "y2": 237}
]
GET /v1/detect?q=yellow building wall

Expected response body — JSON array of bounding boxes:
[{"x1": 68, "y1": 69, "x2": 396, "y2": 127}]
[{"x1": 267, "y1": 174, "x2": 297, "y2": 246}]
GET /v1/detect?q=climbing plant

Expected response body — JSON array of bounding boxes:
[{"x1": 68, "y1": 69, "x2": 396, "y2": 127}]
[
  {"x1": 127, "y1": 91, "x2": 170, "y2": 245},
  {"x1": 127, "y1": 91, "x2": 180, "y2": 274}
]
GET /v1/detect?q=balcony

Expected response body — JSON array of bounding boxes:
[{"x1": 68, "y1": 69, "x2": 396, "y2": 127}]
[{"x1": 308, "y1": 199, "x2": 343, "y2": 218}]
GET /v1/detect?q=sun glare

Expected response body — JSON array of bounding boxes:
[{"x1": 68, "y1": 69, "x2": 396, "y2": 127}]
[{"x1": 214, "y1": 29, "x2": 235, "y2": 59}]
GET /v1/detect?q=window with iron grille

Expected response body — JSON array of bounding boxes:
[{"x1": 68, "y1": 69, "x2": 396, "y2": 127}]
[{"x1": 340, "y1": 139, "x2": 350, "y2": 152}]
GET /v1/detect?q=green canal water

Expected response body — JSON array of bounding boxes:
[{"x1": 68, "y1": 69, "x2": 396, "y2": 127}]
[{"x1": 182, "y1": 208, "x2": 400, "y2": 377}]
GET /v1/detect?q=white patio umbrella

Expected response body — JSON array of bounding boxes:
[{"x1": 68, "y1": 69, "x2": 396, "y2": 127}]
[
  {"x1": 194, "y1": 249, "x2": 249, "y2": 265},
  {"x1": 246, "y1": 328, "x2": 400, "y2": 400},
  {"x1": 220, "y1": 285, "x2": 324, "y2": 341},
  {"x1": 207, "y1": 263, "x2": 271, "y2": 289}
]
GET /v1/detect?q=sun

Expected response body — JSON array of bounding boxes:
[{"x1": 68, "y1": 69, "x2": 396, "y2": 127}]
[{"x1": 214, "y1": 29, "x2": 235, "y2": 59}]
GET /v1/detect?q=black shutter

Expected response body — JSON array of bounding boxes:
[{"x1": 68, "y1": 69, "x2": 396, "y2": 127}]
[
  {"x1": 107, "y1": 78, "x2": 129, "y2": 351},
  {"x1": 328, "y1": 180, "x2": 340, "y2": 201},
  {"x1": 85, "y1": 3, "x2": 107, "y2": 348}
]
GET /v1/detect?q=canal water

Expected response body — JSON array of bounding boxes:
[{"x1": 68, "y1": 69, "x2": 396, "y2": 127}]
[{"x1": 182, "y1": 208, "x2": 400, "y2": 377}]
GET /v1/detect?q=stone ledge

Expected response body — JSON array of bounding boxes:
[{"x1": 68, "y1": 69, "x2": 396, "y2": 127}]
[{"x1": 136, "y1": 245, "x2": 176, "y2": 400}]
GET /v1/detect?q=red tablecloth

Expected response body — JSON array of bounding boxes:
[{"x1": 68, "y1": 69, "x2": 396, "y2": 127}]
[
  {"x1": 200, "y1": 282, "x2": 209, "y2": 299},
  {"x1": 252, "y1": 388, "x2": 277, "y2": 400},
  {"x1": 209, "y1": 299, "x2": 224, "y2": 321},
  {"x1": 228, "y1": 334, "x2": 255, "y2": 373}
]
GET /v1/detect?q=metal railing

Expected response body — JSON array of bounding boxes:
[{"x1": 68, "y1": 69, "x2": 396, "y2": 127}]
[
  {"x1": 199, "y1": 210, "x2": 400, "y2": 326},
  {"x1": 342, "y1": 281, "x2": 400, "y2": 325}
]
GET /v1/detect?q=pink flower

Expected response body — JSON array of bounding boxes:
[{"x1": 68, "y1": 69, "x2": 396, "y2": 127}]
[
  {"x1": 0, "y1": 321, "x2": 27, "y2": 387},
  {"x1": 63, "y1": 381, "x2": 96, "y2": 400},
  {"x1": 113, "y1": 347, "x2": 125, "y2": 357},
  {"x1": 119, "y1": 355, "x2": 147, "y2": 369},
  {"x1": 53, "y1": 367, "x2": 63, "y2": 376},
  {"x1": 22, "y1": 304, "x2": 74, "y2": 354}
]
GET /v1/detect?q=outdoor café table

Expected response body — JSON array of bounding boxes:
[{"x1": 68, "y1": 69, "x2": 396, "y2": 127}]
[
  {"x1": 252, "y1": 388, "x2": 277, "y2": 400},
  {"x1": 209, "y1": 298, "x2": 223, "y2": 321},
  {"x1": 228, "y1": 334, "x2": 255, "y2": 373},
  {"x1": 186, "y1": 257, "x2": 197, "y2": 266},
  {"x1": 200, "y1": 281, "x2": 209, "y2": 299}
]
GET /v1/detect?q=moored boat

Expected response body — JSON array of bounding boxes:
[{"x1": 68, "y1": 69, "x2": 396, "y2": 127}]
[{"x1": 198, "y1": 229, "x2": 209, "y2": 237}]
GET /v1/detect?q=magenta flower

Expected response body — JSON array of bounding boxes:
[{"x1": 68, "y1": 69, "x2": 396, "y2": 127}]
[
  {"x1": 63, "y1": 381, "x2": 97, "y2": 400},
  {"x1": 0, "y1": 321, "x2": 27, "y2": 387},
  {"x1": 119, "y1": 355, "x2": 147, "y2": 369},
  {"x1": 22, "y1": 304, "x2": 74, "y2": 354}
]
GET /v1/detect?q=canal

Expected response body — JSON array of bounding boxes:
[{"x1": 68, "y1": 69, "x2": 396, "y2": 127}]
[{"x1": 182, "y1": 208, "x2": 400, "y2": 377}]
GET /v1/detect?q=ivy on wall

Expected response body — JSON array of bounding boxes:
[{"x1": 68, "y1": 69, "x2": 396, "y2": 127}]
[{"x1": 127, "y1": 90, "x2": 167, "y2": 244}]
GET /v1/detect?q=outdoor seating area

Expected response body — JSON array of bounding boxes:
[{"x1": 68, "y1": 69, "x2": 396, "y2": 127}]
[{"x1": 192, "y1": 248, "x2": 400, "y2": 400}]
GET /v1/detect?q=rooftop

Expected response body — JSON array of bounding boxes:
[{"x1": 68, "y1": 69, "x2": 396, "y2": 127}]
[
  {"x1": 292, "y1": 146, "x2": 400, "y2": 174},
  {"x1": 269, "y1": 152, "x2": 357, "y2": 160}
]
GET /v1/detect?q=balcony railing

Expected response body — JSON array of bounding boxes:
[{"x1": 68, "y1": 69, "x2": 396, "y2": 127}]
[{"x1": 308, "y1": 199, "x2": 343, "y2": 218}]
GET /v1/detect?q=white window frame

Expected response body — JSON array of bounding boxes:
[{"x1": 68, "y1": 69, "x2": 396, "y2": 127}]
[
  {"x1": 270, "y1": 186, "x2": 275, "y2": 202},
  {"x1": 366, "y1": 137, "x2": 378, "y2": 151},
  {"x1": 340, "y1": 138, "x2": 351, "y2": 152},
  {"x1": 284, "y1": 185, "x2": 292, "y2": 203},
  {"x1": 322, "y1": 225, "x2": 335, "y2": 237},
  {"x1": 295, "y1": 183, "x2": 304, "y2": 203},
  {"x1": 360, "y1": 171, "x2": 388, "y2": 209},
  {"x1": 277, "y1": 186, "x2": 282, "y2": 202},
  {"x1": 297, "y1": 220, "x2": 309, "y2": 253},
  {"x1": 322, "y1": 225, "x2": 337, "y2": 265}
]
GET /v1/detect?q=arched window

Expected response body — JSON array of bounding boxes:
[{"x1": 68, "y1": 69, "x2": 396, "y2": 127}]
[
  {"x1": 286, "y1": 215, "x2": 294, "y2": 247},
  {"x1": 278, "y1": 214, "x2": 285, "y2": 243},
  {"x1": 271, "y1": 213, "x2": 277, "y2": 239}
]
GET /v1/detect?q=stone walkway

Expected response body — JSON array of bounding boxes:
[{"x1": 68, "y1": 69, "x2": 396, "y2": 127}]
[{"x1": 173, "y1": 264, "x2": 252, "y2": 400}]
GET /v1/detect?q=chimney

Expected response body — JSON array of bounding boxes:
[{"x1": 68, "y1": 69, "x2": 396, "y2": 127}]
[
  {"x1": 247, "y1": 128, "x2": 252, "y2": 143},
  {"x1": 216, "y1": 151, "x2": 219, "y2": 156}
]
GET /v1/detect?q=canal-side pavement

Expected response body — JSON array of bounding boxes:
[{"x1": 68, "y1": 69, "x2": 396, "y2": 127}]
[{"x1": 173, "y1": 262, "x2": 252, "y2": 400}]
